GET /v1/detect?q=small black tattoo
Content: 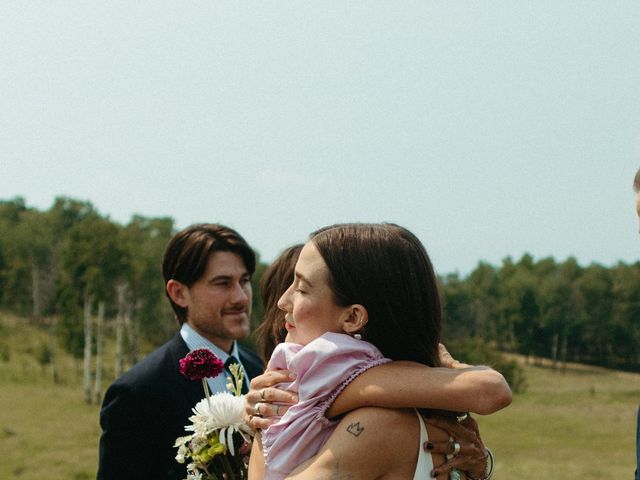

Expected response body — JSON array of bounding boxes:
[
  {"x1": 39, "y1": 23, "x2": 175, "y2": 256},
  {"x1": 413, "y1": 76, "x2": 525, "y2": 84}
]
[{"x1": 346, "y1": 421, "x2": 364, "y2": 437}]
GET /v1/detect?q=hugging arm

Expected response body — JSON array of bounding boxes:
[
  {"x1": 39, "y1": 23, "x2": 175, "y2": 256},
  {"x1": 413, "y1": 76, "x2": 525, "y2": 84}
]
[
  {"x1": 327, "y1": 359, "x2": 511, "y2": 418},
  {"x1": 245, "y1": 344, "x2": 511, "y2": 428}
]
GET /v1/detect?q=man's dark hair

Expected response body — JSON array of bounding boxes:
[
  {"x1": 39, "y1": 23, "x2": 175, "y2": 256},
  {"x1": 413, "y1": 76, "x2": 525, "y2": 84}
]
[
  {"x1": 634, "y1": 168, "x2": 640, "y2": 192},
  {"x1": 310, "y1": 223, "x2": 441, "y2": 367},
  {"x1": 162, "y1": 223, "x2": 256, "y2": 324}
]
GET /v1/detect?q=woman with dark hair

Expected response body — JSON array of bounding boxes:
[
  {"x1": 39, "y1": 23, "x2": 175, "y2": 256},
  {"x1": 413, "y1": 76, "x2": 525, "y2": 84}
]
[
  {"x1": 254, "y1": 244, "x2": 304, "y2": 363},
  {"x1": 248, "y1": 224, "x2": 510, "y2": 479}
]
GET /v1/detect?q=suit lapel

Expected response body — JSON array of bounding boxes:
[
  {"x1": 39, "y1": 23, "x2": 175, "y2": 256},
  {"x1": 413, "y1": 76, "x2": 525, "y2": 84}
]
[{"x1": 166, "y1": 333, "x2": 206, "y2": 407}]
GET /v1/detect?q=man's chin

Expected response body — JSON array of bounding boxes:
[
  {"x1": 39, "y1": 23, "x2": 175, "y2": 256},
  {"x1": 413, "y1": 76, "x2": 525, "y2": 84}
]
[{"x1": 226, "y1": 320, "x2": 250, "y2": 339}]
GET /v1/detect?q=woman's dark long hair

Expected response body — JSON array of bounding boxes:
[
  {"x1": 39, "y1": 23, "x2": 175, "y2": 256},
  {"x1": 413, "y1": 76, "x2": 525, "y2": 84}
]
[
  {"x1": 255, "y1": 244, "x2": 303, "y2": 362},
  {"x1": 310, "y1": 223, "x2": 441, "y2": 367}
]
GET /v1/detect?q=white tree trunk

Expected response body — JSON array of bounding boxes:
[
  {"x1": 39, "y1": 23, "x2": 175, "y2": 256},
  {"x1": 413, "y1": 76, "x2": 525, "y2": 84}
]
[
  {"x1": 115, "y1": 313, "x2": 124, "y2": 378},
  {"x1": 94, "y1": 302, "x2": 105, "y2": 405},
  {"x1": 83, "y1": 291, "x2": 93, "y2": 404},
  {"x1": 115, "y1": 283, "x2": 130, "y2": 377},
  {"x1": 126, "y1": 299, "x2": 142, "y2": 365}
]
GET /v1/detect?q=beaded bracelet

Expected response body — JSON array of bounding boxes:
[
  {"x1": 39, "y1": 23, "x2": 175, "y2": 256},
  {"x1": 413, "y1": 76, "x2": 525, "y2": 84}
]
[{"x1": 466, "y1": 448, "x2": 494, "y2": 480}]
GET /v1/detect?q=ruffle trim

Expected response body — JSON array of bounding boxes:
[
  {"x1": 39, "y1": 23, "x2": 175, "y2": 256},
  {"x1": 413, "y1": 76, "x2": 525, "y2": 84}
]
[{"x1": 313, "y1": 357, "x2": 392, "y2": 425}]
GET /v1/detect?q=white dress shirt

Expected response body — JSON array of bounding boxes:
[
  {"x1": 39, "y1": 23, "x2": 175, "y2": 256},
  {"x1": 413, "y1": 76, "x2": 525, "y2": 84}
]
[{"x1": 180, "y1": 323, "x2": 250, "y2": 394}]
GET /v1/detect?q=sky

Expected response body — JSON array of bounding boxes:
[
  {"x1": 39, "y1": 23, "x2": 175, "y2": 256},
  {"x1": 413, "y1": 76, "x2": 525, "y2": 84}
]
[{"x1": 1, "y1": 1, "x2": 640, "y2": 275}]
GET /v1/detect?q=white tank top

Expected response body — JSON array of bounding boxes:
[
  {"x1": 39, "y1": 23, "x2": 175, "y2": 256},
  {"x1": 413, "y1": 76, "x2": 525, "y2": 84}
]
[{"x1": 413, "y1": 411, "x2": 434, "y2": 479}]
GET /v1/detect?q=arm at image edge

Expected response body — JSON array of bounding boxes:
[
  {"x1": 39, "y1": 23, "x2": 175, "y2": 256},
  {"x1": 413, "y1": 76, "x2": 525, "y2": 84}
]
[{"x1": 327, "y1": 361, "x2": 512, "y2": 418}]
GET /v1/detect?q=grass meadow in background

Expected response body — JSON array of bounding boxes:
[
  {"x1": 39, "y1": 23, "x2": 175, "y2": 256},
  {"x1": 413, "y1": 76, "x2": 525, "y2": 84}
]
[{"x1": 1, "y1": 311, "x2": 638, "y2": 479}]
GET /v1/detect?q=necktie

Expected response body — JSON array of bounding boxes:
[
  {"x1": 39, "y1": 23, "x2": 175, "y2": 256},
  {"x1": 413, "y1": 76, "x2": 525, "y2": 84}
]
[{"x1": 224, "y1": 355, "x2": 248, "y2": 394}]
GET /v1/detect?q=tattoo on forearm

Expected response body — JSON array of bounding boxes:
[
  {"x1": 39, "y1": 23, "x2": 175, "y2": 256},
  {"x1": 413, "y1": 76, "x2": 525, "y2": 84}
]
[{"x1": 346, "y1": 421, "x2": 364, "y2": 437}]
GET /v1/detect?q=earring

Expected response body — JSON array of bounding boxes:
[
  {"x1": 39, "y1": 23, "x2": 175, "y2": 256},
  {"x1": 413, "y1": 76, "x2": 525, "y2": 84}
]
[{"x1": 353, "y1": 333, "x2": 362, "y2": 340}]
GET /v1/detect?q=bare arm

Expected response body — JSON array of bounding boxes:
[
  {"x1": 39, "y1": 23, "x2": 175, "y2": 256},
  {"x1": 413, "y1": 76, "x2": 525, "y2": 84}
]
[
  {"x1": 248, "y1": 433, "x2": 265, "y2": 480},
  {"x1": 245, "y1": 344, "x2": 511, "y2": 429},
  {"x1": 327, "y1": 360, "x2": 512, "y2": 418}
]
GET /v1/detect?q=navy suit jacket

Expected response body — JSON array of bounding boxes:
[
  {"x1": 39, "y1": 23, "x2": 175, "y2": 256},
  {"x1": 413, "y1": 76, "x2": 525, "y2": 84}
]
[{"x1": 97, "y1": 333, "x2": 263, "y2": 480}]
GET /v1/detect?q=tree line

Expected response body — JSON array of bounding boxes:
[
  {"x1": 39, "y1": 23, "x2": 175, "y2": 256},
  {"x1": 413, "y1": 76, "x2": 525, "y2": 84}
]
[
  {"x1": 1, "y1": 196, "x2": 638, "y2": 402},
  {"x1": 441, "y1": 255, "x2": 640, "y2": 373}
]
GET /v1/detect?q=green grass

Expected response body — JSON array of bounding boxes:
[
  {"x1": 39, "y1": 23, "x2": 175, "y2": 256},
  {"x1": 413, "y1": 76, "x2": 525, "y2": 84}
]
[
  {"x1": 1, "y1": 311, "x2": 638, "y2": 479},
  {"x1": 476, "y1": 357, "x2": 639, "y2": 478}
]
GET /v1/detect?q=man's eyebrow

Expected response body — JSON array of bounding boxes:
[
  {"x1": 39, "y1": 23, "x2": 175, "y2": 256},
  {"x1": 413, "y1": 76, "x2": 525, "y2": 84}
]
[
  {"x1": 295, "y1": 271, "x2": 313, "y2": 287},
  {"x1": 210, "y1": 275, "x2": 232, "y2": 282},
  {"x1": 210, "y1": 272, "x2": 250, "y2": 282}
]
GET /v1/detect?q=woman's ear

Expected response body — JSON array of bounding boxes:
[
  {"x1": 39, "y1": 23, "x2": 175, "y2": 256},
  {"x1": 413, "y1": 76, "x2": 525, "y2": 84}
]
[
  {"x1": 166, "y1": 279, "x2": 189, "y2": 308},
  {"x1": 341, "y1": 304, "x2": 368, "y2": 335}
]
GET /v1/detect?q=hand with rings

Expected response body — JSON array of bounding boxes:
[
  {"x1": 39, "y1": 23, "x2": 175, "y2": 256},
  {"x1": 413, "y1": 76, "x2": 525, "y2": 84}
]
[
  {"x1": 422, "y1": 413, "x2": 490, "y2": 479},
  {"x1": 244, "y1": 369, "x2": 299, "y2": 430},
  {"x1": 451, "y1": 441, "x2": 461, "y2": 457}
]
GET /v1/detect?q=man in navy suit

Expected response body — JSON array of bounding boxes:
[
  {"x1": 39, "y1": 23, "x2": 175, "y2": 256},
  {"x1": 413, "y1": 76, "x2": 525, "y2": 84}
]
[{"x1": 97, "y1": 224, "x2": 264, "y2": 480}]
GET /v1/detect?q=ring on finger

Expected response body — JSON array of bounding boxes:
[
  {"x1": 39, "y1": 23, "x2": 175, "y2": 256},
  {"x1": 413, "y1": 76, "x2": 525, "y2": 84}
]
[
  {"x1": 456, "y1": 412, "x2": 468, "y2": 423},
  {"x1": 275, "y1": 404, "x2": 281, "y2": 416},
  {"x1": 260, "y1": 388, "x2": 266, "y2": 401},
  {"x1": 451, "y1": 441, "x2": 461, "y2": 456},
  {"x1": 254, "y1": 402, "x2": 262, "y2": 416}
]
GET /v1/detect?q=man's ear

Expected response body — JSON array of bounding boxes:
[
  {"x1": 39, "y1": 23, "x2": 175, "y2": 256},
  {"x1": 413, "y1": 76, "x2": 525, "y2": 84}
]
[
  {"x1": 166, "y1": 279, "x2": 189, "y2": 308},
  {"x1": 341, "y1": 304, "x2": 368, "y2": 335}
]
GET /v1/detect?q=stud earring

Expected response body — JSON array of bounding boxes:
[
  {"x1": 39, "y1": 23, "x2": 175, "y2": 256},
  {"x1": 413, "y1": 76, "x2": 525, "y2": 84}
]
[{"x1": 353, "y1": 333, "x2": 362, "y2": 340}]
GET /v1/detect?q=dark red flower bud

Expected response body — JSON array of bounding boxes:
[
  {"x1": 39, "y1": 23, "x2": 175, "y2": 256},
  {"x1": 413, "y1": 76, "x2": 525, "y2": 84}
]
[{"x1": 179, "y1": 348, "x2": 225, "y2": 381}]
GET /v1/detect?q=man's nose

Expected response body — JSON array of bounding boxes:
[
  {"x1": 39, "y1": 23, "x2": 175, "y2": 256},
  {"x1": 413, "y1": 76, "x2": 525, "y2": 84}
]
[{"x1": 230, "y1": 282, "x2": 250, "y2": 303}]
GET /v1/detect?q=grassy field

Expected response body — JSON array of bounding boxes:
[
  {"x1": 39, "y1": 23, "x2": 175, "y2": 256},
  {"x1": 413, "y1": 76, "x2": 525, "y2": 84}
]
[{"x1": 1, "y1": 312, "x2": 639, "y2": 479}]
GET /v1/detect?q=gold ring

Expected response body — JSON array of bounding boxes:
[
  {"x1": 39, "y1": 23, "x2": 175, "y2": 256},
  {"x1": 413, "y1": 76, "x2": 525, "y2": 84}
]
[
  {"x1": 254, "y1": 402, "x2": 262, "y2": 416},
  {"x1": 260, "y1": 388, "x2": 266, "y2": 401},
  {"x1": 276, "y1": 404, "x2": 281, "y2": 416}
]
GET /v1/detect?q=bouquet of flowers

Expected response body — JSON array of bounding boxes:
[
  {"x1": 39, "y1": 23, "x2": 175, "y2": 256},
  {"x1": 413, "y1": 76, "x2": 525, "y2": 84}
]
[{"x1": 175, "y1": 348, "x2": 254, "y2": 480}]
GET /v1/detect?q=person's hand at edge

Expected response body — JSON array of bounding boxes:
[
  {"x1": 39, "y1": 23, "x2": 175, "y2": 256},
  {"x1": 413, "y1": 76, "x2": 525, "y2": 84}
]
[
  {"x1": 423, "y1": 414, "x2": 488, "y2": 479},
  {"x1": 438, "y1": 343, "x2": 472, "y2": 370}
]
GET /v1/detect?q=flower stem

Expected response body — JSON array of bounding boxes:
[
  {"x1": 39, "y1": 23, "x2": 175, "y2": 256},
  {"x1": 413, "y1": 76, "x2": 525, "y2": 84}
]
[
  {"x1": 202, "y1": 378, "x2": 212, "y2": 409},
  {"x1": 220, "y1": 454, "x2": 236, "y2": 480}
]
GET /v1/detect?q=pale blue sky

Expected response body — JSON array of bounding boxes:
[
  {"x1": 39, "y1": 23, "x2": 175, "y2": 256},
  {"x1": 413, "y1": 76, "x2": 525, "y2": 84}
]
[{"x1": 2, "y1": 2, "x2": 639, "y2": 274}]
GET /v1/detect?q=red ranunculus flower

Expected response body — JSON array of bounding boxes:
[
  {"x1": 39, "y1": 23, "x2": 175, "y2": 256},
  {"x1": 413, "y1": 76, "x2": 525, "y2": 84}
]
[{"x1": 179, "y1": 348, "x2": 225, "y2": 381}]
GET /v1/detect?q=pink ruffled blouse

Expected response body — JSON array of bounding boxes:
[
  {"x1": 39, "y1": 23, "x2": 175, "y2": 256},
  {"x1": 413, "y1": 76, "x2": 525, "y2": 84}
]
[{"x1": 261, "y1": 332, "x2": 391, "y2": 479}]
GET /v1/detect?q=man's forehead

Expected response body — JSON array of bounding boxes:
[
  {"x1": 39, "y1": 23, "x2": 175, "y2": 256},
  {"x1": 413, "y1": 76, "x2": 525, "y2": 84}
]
[{"x1": 206, "y1": 251, "x2": 249, "y2": 274}]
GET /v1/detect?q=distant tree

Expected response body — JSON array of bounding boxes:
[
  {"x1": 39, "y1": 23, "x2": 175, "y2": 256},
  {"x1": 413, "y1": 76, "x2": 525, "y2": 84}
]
[
  {"x1": 466, "y1": 262, "x2": 500, "y2": 342},
  {"x1": 57, "y1": 213, "x2": 128, "y2": 403},
  {"x1": 609, "y1": 262, "x2": 640, "y2": 368},
  {"x1": 441, "y1": 272, "x2": 473, "y2": 341},
  {"x1": 118, "y1": 215, "x2": 174, "y2": 362},
  {"x1": 573, "y1": 264, "x2": 613, "y2": 366},
  {"x1": 0, "y1": 197, "x2": 33, "y2": 313}
]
